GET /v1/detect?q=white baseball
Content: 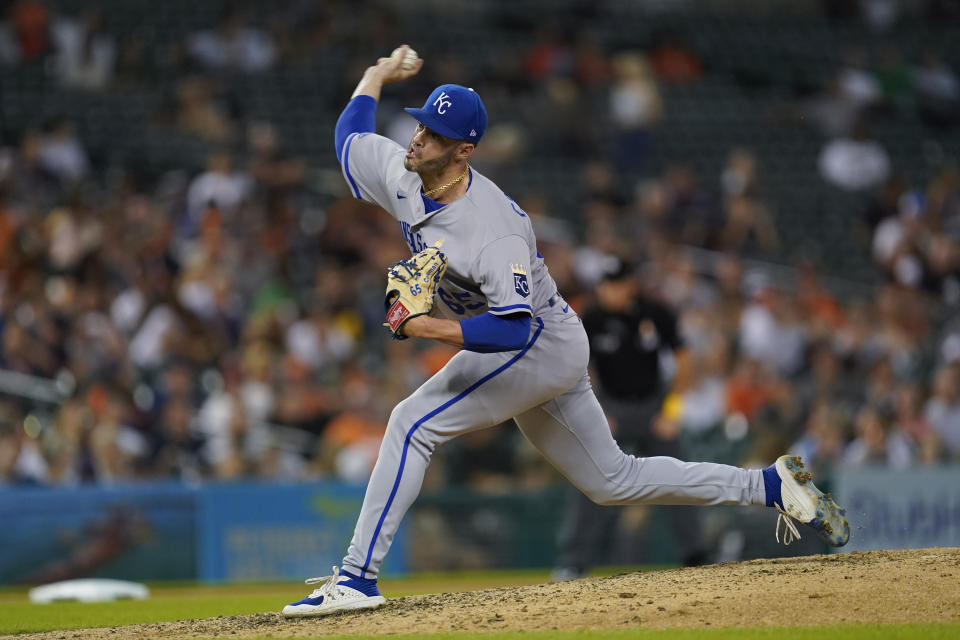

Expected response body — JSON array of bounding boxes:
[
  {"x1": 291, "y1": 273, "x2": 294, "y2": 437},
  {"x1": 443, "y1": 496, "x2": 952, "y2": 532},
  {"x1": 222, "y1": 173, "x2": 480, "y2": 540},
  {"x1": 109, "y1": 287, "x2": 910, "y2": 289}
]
[{"x1": 392, "y1": 47, "x2": 418, "y2": 70}]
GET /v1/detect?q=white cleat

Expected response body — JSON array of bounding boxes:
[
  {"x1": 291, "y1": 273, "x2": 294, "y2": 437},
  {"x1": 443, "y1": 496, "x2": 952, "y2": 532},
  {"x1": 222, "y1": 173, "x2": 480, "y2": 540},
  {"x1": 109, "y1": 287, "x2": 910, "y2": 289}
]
[
  {"x1": 282, "y1": 566, "x2": 386, "y2": 618},
  {"x1": 772, "y1": 455, "x2": 850, "y2": 547}
]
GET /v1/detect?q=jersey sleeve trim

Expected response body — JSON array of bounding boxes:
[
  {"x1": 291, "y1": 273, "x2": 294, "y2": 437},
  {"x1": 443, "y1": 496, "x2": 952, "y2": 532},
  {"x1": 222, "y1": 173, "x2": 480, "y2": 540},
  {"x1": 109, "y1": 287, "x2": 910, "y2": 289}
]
[
  {"x1": 489, "y1": 303, "x2": 533, "y2": 315},
  {"x1": 341, "y1": 132, "x2": 364, "y2": 200}
]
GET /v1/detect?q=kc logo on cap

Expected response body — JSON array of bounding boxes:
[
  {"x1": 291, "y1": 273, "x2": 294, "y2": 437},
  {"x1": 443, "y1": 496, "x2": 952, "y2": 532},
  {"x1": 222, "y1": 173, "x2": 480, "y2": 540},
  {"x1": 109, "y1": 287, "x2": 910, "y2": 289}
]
[
  {"x1": 433, "y1": 92, "x2": 452, "y2": 114},
  {"x1": 405, "y1": 84, "x2": 488, "y2": 144}
]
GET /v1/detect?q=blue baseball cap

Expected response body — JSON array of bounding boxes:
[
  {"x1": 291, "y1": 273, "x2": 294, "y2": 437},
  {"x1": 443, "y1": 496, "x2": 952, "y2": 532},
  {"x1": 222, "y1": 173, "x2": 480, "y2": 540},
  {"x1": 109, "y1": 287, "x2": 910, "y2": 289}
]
[{"x1": 404, "y1": 84, "x2": 487, "y2": 144}]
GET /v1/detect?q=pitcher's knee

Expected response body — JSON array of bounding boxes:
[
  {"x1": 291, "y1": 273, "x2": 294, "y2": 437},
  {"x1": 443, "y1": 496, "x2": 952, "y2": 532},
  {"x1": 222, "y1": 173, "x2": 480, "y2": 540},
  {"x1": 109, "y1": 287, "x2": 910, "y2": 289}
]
[
  {"x1": 387, "y1": 399, "x2": 440, "y2": 450},
  {"x1": 581, "y1": 484, "x2": 622, "y2": 506},
  {"x1": 576, "y1": 454, "x2": 638, "y2": 505},
  {"x1": 385, "y1": 400, "x2": 417, "y2": 440}
]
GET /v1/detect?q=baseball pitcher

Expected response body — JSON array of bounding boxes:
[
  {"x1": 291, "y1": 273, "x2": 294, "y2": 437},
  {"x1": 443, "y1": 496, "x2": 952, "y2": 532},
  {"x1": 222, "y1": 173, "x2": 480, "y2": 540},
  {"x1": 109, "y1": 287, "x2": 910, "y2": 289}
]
[{"x1": 282, "y1": 45, "x2": 849, "y2": 618}]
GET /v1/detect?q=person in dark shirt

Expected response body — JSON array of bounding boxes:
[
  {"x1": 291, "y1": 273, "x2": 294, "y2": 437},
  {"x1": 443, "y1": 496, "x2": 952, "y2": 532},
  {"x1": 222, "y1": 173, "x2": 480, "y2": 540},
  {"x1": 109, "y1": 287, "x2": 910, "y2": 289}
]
[{"x1": 552, "y1": 258, "x2": 703, "y2": 579}]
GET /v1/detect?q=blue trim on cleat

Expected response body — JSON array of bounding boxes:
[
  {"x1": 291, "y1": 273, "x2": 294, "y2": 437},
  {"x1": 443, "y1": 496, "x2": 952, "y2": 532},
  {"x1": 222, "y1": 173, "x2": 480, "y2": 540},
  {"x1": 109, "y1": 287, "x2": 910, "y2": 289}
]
[
  {"x1": 281, "y1": 566, "x2": 386, "y2": 618},
  {"x1": 339, "y1": 571, "x2": 382, "y2": 597},
  {"x1": 287, "y1": 573, "x2": 379, "y2": 607}
]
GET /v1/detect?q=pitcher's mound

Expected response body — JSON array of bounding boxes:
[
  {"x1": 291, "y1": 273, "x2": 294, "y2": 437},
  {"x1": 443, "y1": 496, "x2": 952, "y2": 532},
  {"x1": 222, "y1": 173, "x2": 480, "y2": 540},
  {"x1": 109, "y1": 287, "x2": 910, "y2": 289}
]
[{"x1": 10, "y1": 548, "x2": 960, "y2": 639}]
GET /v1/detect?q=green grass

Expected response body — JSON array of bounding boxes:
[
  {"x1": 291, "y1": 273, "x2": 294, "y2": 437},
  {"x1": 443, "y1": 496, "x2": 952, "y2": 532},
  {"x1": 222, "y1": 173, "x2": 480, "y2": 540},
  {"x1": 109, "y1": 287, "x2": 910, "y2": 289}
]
[{"x1": 234, "y1": 625, "x2": 958, "y2": 640}]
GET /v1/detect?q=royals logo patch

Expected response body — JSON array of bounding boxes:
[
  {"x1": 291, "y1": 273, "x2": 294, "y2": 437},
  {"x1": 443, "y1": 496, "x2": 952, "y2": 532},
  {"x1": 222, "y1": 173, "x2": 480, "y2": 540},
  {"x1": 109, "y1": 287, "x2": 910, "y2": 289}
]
[{"x1": 511, "y1": 264, "x2": 529, "y2": 298}]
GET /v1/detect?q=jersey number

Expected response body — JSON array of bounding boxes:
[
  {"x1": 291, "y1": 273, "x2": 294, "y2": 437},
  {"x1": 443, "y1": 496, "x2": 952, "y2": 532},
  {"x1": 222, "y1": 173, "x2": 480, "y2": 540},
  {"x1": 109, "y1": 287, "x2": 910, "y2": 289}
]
[{"x1": 438, "y1": 288, "x2": 485, "y2": 315}]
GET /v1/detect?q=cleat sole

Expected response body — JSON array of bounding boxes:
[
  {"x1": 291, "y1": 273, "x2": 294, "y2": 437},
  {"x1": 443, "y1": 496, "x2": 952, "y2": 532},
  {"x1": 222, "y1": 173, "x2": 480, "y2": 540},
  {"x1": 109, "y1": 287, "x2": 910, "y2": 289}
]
[
  {"x1": 282, "y1": 595, "x2": 386, "y2": 618},
  {"x1": 779, "y1": 455, "x2": 850, "y2": 547}
]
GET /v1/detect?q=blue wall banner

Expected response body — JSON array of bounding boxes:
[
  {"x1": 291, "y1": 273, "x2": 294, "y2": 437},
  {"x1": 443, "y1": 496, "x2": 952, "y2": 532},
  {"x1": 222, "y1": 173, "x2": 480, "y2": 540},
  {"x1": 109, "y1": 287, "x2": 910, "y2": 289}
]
[
  {"x1": 833, "y1": 466, "x2": 960, "y2": 552},
  {"x1": 0, "y1": 482, "x2": 406, "y2": 585},
  {"x1": 0, "y1": 485, "x2": 197, "y2": 585},
  {"x1": 197, "y1": 482, "x2": 407, "y2": 581}
]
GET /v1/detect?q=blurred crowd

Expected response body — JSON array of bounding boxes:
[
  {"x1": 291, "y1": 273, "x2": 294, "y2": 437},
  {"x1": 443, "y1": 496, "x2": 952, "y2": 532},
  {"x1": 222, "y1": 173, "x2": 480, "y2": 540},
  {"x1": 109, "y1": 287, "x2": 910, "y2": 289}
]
[{"x1": 0, "y1": 0, "x2": 959, "y2": 489}]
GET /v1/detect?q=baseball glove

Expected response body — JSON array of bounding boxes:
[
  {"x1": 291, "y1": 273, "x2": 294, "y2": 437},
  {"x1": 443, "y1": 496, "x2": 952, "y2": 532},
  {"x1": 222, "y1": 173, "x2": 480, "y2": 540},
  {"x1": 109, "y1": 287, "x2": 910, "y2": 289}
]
[{"x1": 383, "y1": 241, "x2": 447, "y2": 339}]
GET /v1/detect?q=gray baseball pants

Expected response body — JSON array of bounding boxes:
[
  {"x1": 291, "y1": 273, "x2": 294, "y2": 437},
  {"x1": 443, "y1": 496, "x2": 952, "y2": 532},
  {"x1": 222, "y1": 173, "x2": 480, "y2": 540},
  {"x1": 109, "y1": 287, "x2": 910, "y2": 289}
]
[{"x1": 342, "y1": 311, "x2": 766, "y2": 578}]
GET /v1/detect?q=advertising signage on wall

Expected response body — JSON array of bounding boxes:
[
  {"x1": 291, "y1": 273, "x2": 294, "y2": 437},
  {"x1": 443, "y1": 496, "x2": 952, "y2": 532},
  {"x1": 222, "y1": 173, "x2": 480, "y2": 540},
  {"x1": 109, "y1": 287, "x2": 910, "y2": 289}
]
[
  {"x1": 833, "y1": 467, "x2": 960, "y2": 552},
  {"x1": 0, "y1": 482, "x2": 407, "y2": 584}
]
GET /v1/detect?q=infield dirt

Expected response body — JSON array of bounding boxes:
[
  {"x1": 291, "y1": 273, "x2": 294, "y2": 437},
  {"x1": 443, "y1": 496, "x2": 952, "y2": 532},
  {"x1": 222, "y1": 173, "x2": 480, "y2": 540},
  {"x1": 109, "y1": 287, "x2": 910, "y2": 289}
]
[{"x1": 5, "y1": 548, "x2": 960, "y2": 639}]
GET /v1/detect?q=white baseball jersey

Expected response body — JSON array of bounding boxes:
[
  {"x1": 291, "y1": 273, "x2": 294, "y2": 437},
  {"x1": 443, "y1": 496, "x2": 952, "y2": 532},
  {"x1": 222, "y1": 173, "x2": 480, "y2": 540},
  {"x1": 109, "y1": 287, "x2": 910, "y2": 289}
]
[{"x1": 335, "y1": 128, "x2": 765, "y2": 580}]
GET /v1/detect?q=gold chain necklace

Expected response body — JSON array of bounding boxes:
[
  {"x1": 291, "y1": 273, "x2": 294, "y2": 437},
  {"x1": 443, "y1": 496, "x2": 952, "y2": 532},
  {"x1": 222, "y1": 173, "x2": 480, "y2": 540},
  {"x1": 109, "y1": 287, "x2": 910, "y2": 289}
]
[{"x1": 421, "y1": 165, "x2": 469, "y2": 198}]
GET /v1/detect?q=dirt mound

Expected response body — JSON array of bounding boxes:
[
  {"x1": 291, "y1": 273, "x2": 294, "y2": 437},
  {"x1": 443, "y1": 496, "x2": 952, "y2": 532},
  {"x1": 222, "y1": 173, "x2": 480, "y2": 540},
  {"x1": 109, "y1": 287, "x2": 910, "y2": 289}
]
[{"x1": 7, "y1": 548, "x2": 960, "y2": 639}]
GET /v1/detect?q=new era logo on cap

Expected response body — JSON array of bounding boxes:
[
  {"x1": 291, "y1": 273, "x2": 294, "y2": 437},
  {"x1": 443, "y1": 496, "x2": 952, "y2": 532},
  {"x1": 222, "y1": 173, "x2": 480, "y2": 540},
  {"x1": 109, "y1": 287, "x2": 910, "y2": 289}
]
[{"x1": 405, "y1": 84, "x2": 488, "y2": 144}]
